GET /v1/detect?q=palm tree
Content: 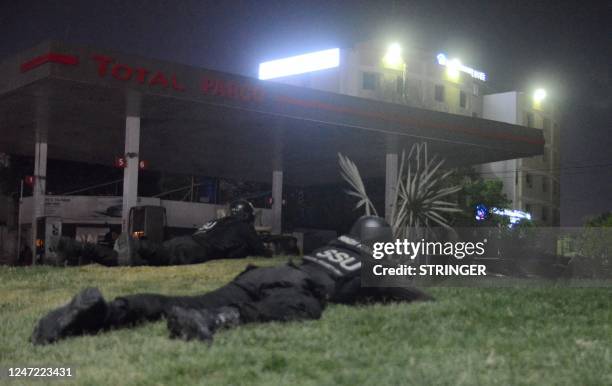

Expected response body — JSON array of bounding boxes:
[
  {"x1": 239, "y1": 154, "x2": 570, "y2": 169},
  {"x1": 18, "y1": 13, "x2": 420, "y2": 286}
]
[{"x1": 338, "y1": 142, "x2": 462, "y2": 240}]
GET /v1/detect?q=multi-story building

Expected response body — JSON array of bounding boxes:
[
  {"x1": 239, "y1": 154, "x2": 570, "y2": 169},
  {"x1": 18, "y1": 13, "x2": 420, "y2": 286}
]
[
  {"x1": 480, "y1": 91, "x2": 561, "y2": 225},
  {"x1": 264, "y1": 41, "x2": 487, "y2": 118},
  {"x1": 260, "y1": 40, "x2": 560, "y2": 225}
]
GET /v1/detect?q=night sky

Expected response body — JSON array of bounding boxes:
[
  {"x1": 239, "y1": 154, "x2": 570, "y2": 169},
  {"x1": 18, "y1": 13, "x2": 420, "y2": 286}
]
[{"x1": 1, "y1": 0, "x2": 611, "y2": 225}]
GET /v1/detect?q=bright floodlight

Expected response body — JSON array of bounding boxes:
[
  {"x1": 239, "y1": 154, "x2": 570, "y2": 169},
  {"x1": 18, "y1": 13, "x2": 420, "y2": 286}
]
[
  {"x1": 387, "y1": 42, "x2": 401, "y2": 56},
  {"x1": 382, "y1": 43, "x2": 404, "y2": 69},
  {"x1": 533, "y1": 88, "x2": 547, "y2": 103},
  {"x1": 446, "y1": 58, "x2": 461, "y2": 81},
  {"x1": 258, "y1": 48, "x2": 340, "y2": 80}
]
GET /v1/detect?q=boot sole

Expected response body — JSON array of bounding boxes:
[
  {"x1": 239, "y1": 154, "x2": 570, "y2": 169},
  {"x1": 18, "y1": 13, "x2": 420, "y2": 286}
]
[{"x1": 31, "y1": 287, "x2": 106, "y2": 345}]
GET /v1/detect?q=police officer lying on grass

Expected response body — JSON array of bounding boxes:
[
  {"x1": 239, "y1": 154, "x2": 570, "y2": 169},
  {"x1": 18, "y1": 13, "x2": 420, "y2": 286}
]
[
  {"x1": 57, "y1": 200, "x2": 272, "y2": 266},
  {"x1": 32, "y1": 216, "x2": 433, "y2": 345}
]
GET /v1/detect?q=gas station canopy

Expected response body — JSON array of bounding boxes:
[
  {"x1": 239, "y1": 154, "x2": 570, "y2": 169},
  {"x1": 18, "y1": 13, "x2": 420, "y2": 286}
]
[{"x1": 0, "y1": 41, "x2": 544, "y2": 186}]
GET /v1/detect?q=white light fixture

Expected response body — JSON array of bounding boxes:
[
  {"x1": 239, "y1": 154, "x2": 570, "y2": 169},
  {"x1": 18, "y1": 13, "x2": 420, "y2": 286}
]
[
  {"x1": 533, "y1": 88, "x2": 547, "y2": 103},
  {"x1": 258, "y1": 48, "x2": 340, "y2": 80},
  {"x1": 382, "y1": 43, "x2": 404, "y2": 70},
  {"x1": 446, "y1": 58, "x2": 461, "y2": 81}
]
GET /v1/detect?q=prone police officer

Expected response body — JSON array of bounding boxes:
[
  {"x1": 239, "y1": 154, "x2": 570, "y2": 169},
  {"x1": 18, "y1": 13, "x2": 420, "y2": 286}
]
[
  {"x1": 32, "y1": 216, "x2": 432, "y2": 345},
  {"x1": 56, "y1": 200, "x2": 272, "y2": 266}
]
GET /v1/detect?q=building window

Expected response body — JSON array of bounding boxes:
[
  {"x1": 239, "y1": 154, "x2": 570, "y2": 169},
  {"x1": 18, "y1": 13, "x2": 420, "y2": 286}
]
[
  {"x1": 542, "y1": 149, "x2": 547, "y2": 163},
  {"x1": 525, "y1": 173, "x2": 533, "y2": 188},
  {"x1": 460, "y1": 91, "x2": 467, "y2": 108},
  {"x1": 542, "y1": 206, "x2": 548, "y2": 222},
  {"x1": 434, "y1": 84, "x2": 445, "y2": 102},
  {"x1": 472, "y1": 83, "x2": 479, "y2": 96},
  {"x1": 525, "y1": 112, "x2": 535, "y2": 128},
  {"x1": 362, "y1": 72, "x2": 379, "y2": 90},
  {"x1": 542, "y1": 177, "x2": 548, "y2": 193},
  {"x1": 396, "y1": 76, "x2": 404, "y2": 94},
  {"x1": 525, "y1": 203, "x2": 532, "y2": 214}
]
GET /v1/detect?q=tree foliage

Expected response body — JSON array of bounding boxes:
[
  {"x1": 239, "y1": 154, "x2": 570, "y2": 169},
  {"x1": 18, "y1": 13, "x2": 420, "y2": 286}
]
[
  {"x1": 585, "y1": 211, "x2": 612, "y2": 228},
  {"x1": 339, "y1": 142, "x2": 461, "y2": 238},
  {"x1": 447, "y1": 167, "x2": 511, "y2": 226}
]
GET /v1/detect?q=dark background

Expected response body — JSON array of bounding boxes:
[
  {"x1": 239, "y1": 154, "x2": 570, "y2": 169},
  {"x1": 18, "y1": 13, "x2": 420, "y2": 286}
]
[{"x1": 1, "y1": 0, "x2": 610, "y2": 225}]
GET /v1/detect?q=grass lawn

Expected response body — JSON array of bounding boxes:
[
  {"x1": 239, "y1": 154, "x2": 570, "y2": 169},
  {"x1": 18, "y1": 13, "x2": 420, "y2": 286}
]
[{"x1": 1, "y1": 257, "x2": 611, "y2": 385}]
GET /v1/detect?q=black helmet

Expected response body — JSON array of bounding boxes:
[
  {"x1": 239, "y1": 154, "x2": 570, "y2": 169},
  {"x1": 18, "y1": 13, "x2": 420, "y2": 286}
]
[
  {"x1": 349, "y1": 215, "x2": 394, "y2": 247},
  {"x1": 229, "y1": 200, "x2": 255, "y2": 222}
]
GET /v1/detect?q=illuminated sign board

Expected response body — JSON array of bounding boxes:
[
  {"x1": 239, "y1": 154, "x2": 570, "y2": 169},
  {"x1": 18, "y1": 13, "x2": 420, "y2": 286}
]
[
  {"x1": 491, "y1": 207, "x2": 531, "y2": 226},
  {"x1": 258, "y1": 48, "x2": 340, "y2": 80},
  {"x1": 436, "y1": 53, "x2": 486, "y2": 82}
]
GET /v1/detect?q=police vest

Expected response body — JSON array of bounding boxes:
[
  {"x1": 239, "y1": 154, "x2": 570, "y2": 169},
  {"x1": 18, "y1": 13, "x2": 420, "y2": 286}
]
[{"x1": 302, "y1": 236, "x2": 370, "y2": 277}]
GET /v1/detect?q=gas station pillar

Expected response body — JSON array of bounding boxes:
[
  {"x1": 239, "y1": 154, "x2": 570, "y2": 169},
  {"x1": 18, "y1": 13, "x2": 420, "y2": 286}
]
[
  {"x1": 385, "y1": 151, "x2": 399, "y2": 222},
  {"x1": 271, "y1": 171, "x2": 283, "y2": 234},
  {"x1": 271, "y1": 125, "x2": 284, "y2": 235},
  {"x1": 31, "y1": 106, "x2": 48, "y2": 263},
  {"x1": 121, "y1": 91, "x2": 141, "y2": 234}
]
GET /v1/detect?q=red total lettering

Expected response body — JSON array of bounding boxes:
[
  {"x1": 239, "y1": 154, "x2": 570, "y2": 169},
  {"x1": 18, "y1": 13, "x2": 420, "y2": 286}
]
[
  {"x1": 201, "y1": 77, "x2": 215, "y2": 94},
  {"x1": 225, "y1": 81, "x2": 238, "y2": 98},
  {"x1": 111, "y1": 64, "x2": 133, "y2": 81},
  {"x1": 200, "y1": 76, "x2": 263, "y2": 103},
  {"x1": 135, "y1": 68, "x2": 149, "y2": 84},
  {"x1": 171, "y1": 75, "x2": 185, "y2": 91},
  {"x1": 214, "y1": 79, "x2": 227, "y2": 96},
  {"x1": 251, "y1": 87, "x2": 265, "y2": 102},
  {"x1": 92, "y1": 55, "x2": 113, "y2": 77},
  {"x1": 149, "y1": 71, "x2": 169, "y2": 88},
  {"x1": 239, "y1": 86, "x2": 251, "y2": 101}
]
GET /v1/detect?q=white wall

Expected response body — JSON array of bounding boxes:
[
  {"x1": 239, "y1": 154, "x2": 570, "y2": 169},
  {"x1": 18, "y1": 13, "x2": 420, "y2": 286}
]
[
  {"x1": 480, "y1": 92, "x2": 521, "y2": 206},
  {"x1": 483, "y1": 92, "x2": 519, "y2": 124},
  {"x1": 20, "y1": 196, "x2": 273, "y2": 229}
]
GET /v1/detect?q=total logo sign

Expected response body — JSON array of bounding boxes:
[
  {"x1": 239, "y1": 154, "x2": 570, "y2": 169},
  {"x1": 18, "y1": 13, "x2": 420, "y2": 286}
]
[
  {"x1": 92, "y1": 55, "x2": 264, "y2": 102},
  {"x1": 20, "y1": 51, "x2": 265, "y2": 103},
  {"x1": 92, "y1": 55, "x2": 187, "y2": 91}
]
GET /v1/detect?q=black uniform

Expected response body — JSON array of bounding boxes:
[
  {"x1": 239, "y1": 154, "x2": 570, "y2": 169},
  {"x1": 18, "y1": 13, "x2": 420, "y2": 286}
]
[
  {"x1": 56, "y1": 215, "x2": 270, "y2": 266},
  {"x1": 32, "y1": 233, "x2": 432, "y2": 345},
  {"x1": 135, "y1": 216, "x2": 271, "y2": 266}
]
